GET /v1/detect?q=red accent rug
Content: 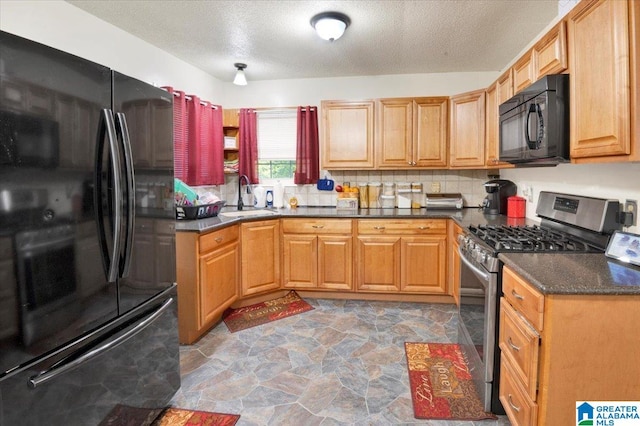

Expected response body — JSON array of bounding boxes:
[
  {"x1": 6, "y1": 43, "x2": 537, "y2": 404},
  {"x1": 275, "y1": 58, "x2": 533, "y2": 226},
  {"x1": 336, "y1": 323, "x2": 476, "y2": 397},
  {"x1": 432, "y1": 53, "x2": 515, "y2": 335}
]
[
  {"x1": 223, "y1": 290, "x2": 314, "y2": 333},
  {"x1": 404, "y1": 342, "x2": 497, "y2": 421},
  {"x1": 99, "y1": 405, "x2": 240, "y2": 426}
]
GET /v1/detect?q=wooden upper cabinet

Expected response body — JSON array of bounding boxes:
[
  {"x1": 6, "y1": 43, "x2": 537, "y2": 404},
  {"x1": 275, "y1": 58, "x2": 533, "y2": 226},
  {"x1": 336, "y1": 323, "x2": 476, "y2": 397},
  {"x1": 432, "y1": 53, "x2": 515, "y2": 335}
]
[
  {"x1": 533, "y1": 21, "x2": 568, "y2": 79},
  {"x1": 376, "y1": 98, "x2": 413, "y2": 167},
  {"x1": 413, "y1": 97, "x2": 448, "y2": 167},
  {"x1": 321, "y1": 100, "x2": 375, "y2": 169},
  {"x1": 376, "y1": 97, "x2": 448, "y2": 168},
  {"x1": 497, "y1": 69, "x2": 514, "y2": 104},
  {"x1": 223, "y1": 108, "x2": 239, "y2": 127},
  {"x1": 513, "y1": 50, "x2": 535, "y2": 94},
  {"x1": 568, "y1": 0, "x2": 637, "y2": 161},
  {"x1": 449, "y1": 89, "x2": 486, "y2": 168}
]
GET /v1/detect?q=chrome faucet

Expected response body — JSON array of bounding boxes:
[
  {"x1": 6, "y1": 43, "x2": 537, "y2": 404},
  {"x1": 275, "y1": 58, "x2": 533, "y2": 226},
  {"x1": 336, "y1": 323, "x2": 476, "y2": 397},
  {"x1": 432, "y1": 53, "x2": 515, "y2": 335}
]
[{"x1": 237, "y1": 175, "x2": 252, "y2": 210}]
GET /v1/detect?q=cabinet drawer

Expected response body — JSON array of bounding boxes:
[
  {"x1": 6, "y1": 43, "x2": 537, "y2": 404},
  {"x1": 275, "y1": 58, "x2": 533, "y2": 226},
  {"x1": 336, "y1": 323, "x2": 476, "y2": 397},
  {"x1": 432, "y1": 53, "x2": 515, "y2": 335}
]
[
  {"x1": 500, "y1": 357, "x2": 538, "y2": 426},
  {"x1": 358, "y1": 219, "x2": 446, "y2": 235},
  {"x1": 499, "y1": 298, "x2": 540, "y2": 400},
  {"x1": 200, "y1": 226, "x2": 239, "y2": 253},
  {"x1": 502, "y1": 266, "x2": 544, "y2": 331},
  {"x1": 282, "y1": 218, "x2": 352, "y2": 234}
]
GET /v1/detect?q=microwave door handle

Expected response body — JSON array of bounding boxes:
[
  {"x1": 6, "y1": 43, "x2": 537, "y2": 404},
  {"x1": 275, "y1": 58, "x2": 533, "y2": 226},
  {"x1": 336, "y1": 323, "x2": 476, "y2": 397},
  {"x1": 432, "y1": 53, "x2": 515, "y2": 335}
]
[{"x1": 525, "y1": 103, "x2": 543, "y2": 150}]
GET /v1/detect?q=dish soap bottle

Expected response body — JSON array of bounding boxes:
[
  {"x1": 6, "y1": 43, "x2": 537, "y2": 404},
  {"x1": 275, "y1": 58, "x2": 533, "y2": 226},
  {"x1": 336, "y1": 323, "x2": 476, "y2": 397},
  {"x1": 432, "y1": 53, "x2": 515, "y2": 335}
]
[{"x1": 253, "y1": 185, "x2": 266, "y2": 208}]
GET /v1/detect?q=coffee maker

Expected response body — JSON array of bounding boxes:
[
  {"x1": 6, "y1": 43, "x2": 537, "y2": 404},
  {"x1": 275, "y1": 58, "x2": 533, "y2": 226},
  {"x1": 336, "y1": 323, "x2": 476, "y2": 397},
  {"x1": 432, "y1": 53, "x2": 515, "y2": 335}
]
[{"x1": 482, "y1": 179, "x2": 517, "y2": 215}]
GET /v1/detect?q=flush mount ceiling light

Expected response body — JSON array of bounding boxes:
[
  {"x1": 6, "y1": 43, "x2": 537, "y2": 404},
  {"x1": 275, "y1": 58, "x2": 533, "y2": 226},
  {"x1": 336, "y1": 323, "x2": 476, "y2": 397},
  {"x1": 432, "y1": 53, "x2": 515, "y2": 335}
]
[
  {"x1": 310, "y1": 12, "x2": 351, "y2": 42},
  {"x1": 233, "y1": 63, "x2": 247, "y2": 86}
]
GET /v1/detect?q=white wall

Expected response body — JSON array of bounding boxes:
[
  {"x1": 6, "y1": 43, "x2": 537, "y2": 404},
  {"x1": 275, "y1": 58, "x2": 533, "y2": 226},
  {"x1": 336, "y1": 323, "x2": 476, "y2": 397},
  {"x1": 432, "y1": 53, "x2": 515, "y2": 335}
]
[
  {"x1": 0, "y1": 0, "x2": 223, "y2": 101},
  {"x1": 221, "y1": 72, "x2": 498, "y2": 108}
]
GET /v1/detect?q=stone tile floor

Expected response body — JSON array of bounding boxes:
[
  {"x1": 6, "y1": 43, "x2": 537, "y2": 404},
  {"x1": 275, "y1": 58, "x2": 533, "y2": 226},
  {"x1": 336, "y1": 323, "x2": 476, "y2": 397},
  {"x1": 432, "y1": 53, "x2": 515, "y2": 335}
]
[{"x1": 171, "y1": 298, "x2": 511, "y2": 425}]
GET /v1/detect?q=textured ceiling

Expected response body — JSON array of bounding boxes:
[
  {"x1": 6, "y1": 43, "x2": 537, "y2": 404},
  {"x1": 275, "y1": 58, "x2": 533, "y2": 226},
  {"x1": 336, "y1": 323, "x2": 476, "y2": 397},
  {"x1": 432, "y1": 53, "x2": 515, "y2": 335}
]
[{"x1": 67, "y1": 0, "x2": 559, "y2": 83}]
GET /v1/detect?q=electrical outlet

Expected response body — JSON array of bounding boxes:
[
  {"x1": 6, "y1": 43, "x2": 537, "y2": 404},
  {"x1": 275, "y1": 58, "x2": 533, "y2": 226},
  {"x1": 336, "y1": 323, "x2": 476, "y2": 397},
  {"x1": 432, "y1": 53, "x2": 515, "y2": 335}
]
[
  {"x1": 624, "y1": 199, "x2": 638, "y2": 226},
  {"x1": 430, "y1": 182, "x2": 441, "y2": 193}
]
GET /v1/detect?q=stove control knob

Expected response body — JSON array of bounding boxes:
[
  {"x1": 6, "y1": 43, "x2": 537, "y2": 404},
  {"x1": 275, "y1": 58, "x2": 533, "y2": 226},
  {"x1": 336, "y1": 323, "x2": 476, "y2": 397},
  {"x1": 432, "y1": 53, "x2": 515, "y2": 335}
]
[
  {"x1": 477, "y1": 251, "x2": 487, "y2": 263},
  {"x1": 457, "y1": 234, "x2": 465, "y2": 244}
]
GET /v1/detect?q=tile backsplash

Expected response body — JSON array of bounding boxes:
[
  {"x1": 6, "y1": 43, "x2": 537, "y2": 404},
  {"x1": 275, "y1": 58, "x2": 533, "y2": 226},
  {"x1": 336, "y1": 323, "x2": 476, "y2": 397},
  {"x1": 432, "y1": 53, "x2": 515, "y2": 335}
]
[{"x1": 195, "y1": 169, "x2": 495, "y2": 209}]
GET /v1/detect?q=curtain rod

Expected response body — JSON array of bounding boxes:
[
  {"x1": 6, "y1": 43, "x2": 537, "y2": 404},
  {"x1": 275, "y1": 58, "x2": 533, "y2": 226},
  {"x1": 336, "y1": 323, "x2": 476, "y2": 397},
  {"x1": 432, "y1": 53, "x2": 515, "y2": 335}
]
[{"x1": 171, "y1": 91, "x2": 219, "y2": 109}]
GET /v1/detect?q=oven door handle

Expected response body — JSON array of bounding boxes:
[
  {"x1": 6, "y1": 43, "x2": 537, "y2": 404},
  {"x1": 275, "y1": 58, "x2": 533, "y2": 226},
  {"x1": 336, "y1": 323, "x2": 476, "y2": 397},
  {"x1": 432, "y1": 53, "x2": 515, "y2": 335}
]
[
  {"x1": 458, "y1": 246, "x2": 491, "y2": 284},
  {"x1": 94, "y1": 109, "x2": 123, "y2": 283}
]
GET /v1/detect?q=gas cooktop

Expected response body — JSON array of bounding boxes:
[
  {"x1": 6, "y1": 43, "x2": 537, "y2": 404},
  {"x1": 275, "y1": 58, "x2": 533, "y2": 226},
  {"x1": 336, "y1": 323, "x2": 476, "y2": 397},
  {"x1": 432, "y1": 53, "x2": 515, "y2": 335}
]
[{"x1": 468, "y1": 224, "x2": 602, "y2": 253}]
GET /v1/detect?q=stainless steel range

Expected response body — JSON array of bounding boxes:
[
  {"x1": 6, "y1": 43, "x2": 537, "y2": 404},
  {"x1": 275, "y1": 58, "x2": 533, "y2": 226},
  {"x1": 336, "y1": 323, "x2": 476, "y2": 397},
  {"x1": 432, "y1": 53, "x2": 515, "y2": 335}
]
[{"x1": 456, "y1": 191, "x2": 622, "y2": 413}]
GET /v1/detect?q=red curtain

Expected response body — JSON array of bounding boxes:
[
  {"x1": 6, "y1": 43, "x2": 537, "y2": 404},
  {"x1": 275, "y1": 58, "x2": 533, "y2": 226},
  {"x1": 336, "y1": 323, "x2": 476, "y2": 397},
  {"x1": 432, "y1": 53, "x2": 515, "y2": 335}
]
[
  {"x1": 163, "y1": 87, "x2": 224, "y2": 186},
  {"x1": 294, "y1": 106, "x2": 319, "y2": 184},
  {"x1": 238, "y1": 108, "x2": 259, "y2": 183}
]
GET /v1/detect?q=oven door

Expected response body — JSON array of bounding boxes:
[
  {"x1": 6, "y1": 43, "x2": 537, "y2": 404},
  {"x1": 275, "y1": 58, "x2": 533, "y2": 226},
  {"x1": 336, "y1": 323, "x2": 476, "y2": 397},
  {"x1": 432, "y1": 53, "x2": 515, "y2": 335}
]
[{"x1": 457, "y1": 246, "x2": 498, "y2": 411}]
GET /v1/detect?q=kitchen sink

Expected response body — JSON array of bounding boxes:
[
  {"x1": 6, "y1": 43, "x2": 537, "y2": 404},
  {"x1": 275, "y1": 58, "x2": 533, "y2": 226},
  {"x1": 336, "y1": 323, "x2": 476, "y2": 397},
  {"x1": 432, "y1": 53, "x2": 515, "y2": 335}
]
[{"x1": 219, "y1": 209, "x2": 277, "y2": 218}]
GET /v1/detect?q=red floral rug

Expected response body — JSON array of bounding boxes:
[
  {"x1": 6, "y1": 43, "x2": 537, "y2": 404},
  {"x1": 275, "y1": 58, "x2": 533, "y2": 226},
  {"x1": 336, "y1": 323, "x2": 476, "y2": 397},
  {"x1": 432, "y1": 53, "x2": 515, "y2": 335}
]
[
  {"x1": 223, "y1": 290, "x2": 314, "y2": 333},
  {"x1": 99, "y1": 405, "x2": 240, "y2": 426},
  {"x1": 404, "y1": 342, "x2": 497, "y2": 420}
]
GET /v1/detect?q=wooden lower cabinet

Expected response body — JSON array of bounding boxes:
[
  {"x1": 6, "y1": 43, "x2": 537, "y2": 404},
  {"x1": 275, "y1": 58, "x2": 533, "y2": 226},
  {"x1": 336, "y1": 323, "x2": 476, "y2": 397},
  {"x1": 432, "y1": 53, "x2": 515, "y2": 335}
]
[
  {"x1": 282, "y1": 219, "x2": 353, "y2": 290},
  {"x1": 356, "y1": 219, "x2": 447, "y2": 294},
  {"x1": 448, "y1": 222, "x2": 463, "y2": 305},
  {"x1": 499, "y1": 265, "x2": 640, "y2": 425},
  {"x1": 241, "y1": 219, "x2": 281, "y2": 296},
  {"x1": 176, "y1": 225, "x2": 239, "y2": 344}
]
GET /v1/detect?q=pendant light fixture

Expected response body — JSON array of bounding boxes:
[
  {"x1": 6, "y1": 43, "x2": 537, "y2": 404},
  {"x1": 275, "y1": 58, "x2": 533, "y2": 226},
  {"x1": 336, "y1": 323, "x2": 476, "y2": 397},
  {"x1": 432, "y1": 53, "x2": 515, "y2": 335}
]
[
  {"x1": 310, "y1": 12, "x2": 351, "y2": 42},
  {"x1": 233, "y1": 63, "x2": 248, "y2": 86}
]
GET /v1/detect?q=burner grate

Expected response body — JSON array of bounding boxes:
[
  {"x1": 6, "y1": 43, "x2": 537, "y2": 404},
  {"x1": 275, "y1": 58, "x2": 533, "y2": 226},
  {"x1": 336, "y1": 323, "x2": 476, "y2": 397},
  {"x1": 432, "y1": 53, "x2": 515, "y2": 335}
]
[{"x1": 468, "y1": 224, "x2": 596, "y2": 253}]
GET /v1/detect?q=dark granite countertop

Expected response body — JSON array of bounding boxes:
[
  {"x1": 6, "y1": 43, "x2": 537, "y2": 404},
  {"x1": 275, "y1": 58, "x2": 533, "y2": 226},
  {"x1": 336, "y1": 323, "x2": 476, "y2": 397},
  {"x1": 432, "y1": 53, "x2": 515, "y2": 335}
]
[
  {"x1": 176, "y1": 206, "x2": 640, "y2": 296},
  {"x1": 174, "y1": 206, "x2": 535, "y2": 233},
  {"x1": 499, "y1": 252, "x2": 640, "y2": 296}
]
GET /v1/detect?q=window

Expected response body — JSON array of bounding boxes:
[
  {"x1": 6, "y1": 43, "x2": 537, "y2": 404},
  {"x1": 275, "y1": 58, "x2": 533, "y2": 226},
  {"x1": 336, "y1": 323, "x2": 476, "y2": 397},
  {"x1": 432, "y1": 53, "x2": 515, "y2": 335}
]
[{"x1": 257, "y1": 109, "x2": 296, "y2": 182}]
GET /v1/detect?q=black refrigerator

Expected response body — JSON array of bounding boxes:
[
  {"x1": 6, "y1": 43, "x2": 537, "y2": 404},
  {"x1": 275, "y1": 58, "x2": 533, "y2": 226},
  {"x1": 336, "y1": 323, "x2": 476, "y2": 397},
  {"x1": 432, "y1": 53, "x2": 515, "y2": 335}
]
[{"x1": 0, "y1": 31, "x2": 180, "y2": 425}]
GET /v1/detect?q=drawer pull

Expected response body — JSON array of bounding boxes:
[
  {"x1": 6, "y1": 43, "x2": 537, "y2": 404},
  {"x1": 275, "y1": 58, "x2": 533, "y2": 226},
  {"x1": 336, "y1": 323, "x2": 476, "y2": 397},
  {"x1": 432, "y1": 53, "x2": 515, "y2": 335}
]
[
  {"x1": 374, "y1": 226, "x2": 386, "y2": 230},
  {"x1": 507, "y1": 337, "x2": 521, "y2": 352},
  {"x1": 312, "y1": 225, "x2": 325, "y2": 229},
  {"x1": 417, "y1": 226, "x2": 430, "y2": 230},
  {"x1": 215, "y1": 237, "x2": 223, "y2": 243},
  {"x1": 511, "y1": 289, "x2": 525, "y2": 300},
  {"x1": 508, "y1": 394, "x2": 521, "y2": 412}
]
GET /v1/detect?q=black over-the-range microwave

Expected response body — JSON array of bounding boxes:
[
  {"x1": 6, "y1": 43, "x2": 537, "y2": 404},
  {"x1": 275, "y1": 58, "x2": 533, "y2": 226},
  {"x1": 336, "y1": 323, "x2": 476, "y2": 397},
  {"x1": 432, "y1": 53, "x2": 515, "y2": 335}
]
[{"x1": 499, "y1": 74, "x2": 569, "y2": 166}]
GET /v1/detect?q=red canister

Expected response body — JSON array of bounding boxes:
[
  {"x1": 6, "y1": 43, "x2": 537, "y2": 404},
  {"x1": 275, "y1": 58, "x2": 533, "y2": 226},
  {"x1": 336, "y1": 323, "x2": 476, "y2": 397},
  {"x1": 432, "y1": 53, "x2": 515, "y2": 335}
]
[{"x1": 507, "y1": 196, "x2": 526, "y2": 218}]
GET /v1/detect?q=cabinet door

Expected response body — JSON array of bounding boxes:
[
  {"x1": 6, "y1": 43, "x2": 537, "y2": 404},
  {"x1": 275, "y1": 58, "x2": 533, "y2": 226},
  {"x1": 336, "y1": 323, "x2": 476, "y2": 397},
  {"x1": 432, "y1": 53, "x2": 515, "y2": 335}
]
[
  {"x1": 199, "y1": 241, "x2": 239, "y2": 328},
  {"x1": 376, "y1": 98, "x2": 413, "y2": 168},
  {"x1": 282, "y1": 234, "x2": 318, "y2": 289},
  {"x1": 497, "y1": 69, "x2": 514, "y2": 104},
  {"x1": 485, "y1": 84, "x2": 513, "y2": 168},
  {"x1": 568, "y1": 0, "x2": 631, "y2": 158},
  {"x1": 449, "y1": 90, "x2": 486, "y2": 168},
  {"x1": 318, "y1": 235, "x2": 353, "y2": 290},
  {"x1": 400, "y1": 235, "x2": 447, "y2": 294},
  {"x1": 356, "y1": 236, "x2": 401, "y2": 292},
  {"x1": 534, "y1": 21, "x2": 567, "y2": 79},
  {"x1": 321, "y1": 100, "x2": 375, "y2": 169},
  {"x1": 241, "y1": 220, "x2": 281, "y2": 296},
  {"x1": 513, "y1": 51, "x2": 535, "y2": 94},
  {"x1": 413, "y1": 97, "x2": 448, "y2": 167}
]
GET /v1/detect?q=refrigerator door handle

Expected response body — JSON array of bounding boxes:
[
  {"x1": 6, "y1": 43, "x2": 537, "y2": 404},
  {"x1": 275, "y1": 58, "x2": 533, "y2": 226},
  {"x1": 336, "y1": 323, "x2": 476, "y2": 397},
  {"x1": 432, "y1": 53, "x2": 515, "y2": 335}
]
[
  {"x1": 94, "y1": 109, "x2": 123, "y2": 283},
  {"x1": 115, "y1": 112, "x2": 136, "y2": 278},
  {"x1": 27, "y1": 297, "x2": 174, "y2": 389}
]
